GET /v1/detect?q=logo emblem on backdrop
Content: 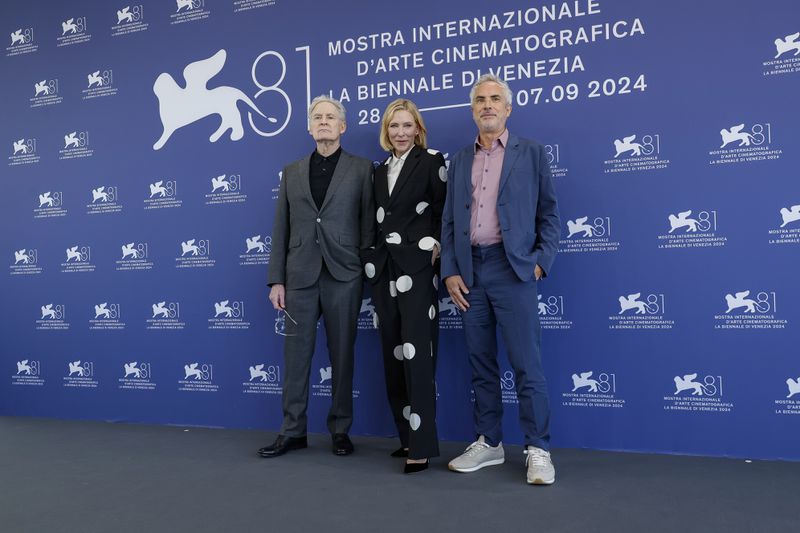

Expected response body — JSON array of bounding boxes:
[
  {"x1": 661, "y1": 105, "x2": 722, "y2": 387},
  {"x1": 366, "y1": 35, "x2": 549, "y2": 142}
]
[
  {"x1": 562, "y1": 370, "x2": 623, "y2": 409},
  {"x1": 571, "y1": 372, "x2": 600, "y2": 392},
  {"x1": 774, "y1": 32, "x2": 800, "y2": 59},
  {"x1": 358, "y1": 298, "x2": 378, "y2": 329},
  {"x1": 719, "y1": 124, "x2": 755, "y2": 148},
  {"x1": 179, "y1": 362, "x2": 217, "y2": 392},
  {"x1": 119, "y1": 362, "x2": 156, "y2": 389},
  {"x1": 183, "y1": 363, "x2": 203, "y2": 380},
  {"x1": 613, "y1": 135, "x2": 643, "y2": 158},
  {"x1": 249, "y1": 364, "x2": 268, "y2": 382},
  {"x1": 664, "y1": 374, "x2": 731, "y2": 413},
  {"x1": 658, "y1": 209, "x2": 727, "y2": 249},
  {"x1": 64, "y1": 361, "x2": 98, "y2": 388},
  {"x1": 559, "y1": 215, "x2": 620, "y2": 253},
  {"x1": 780, "y1": 205, "x2": 800, "y2": 227},
  {"x1": 176, "y1": 0, "x2": 197, "y2": 11},
  {"x1": 14, "y1": 249, "x2": 30, "y2": 264},
  {"x1": 117, "y1": 7, "x2": 134, "y2": 24},
  {"x1": 610, "y1": 292, "x2": 673, "y2": 330},
  {"x1": 715, "y1": 289, "x2": 787, "y2": 329},
  {"x1": 64, "y1": 132, "x2": 80, "y2": 148},
  {"x1": 786, "y1": 378, "x2": 800, "y2": 399},
  {"x1": 152, "y1": 302, "x2": 169, "y2": 318},
  {"x1": 10, "y1": 30, "x2": 25, "y2": 45},
  {"x1": 121, "y1": 243, "x2": 139, "y2": 259},
  {"x1": 87, "y1": 71, "x2": 104, "y2": 87},
  {"x1": 211, "y1": 175, "x2": 231, "y2": 192},
  {"x1": 768, "y1": 204, "x2": 800, "y2": 246},
  {"x1": 10, "y1": 138, "x2": 39, "y2": 165},
  {"x1": 149, "y1": 181, "x2": 167, "y2": 198},
  {"x1": 57, "y1": 18, "x2": 91, "y2": 47},
  {"x1": 667, "y1": 210, "x2": 699, "y2": 233},
  {"x1": 673, "y1": 373, "x2": 710, "y2": 396},
  {"x1": 152, "y1": 50, "x2": 275, "y2": 150},
  {"x1": 17, "y1": 360, "x2": 33, "y2": 375},
  {"x1": 94, "y1": 303, "x2": 111, "y2": 318},
  {"x1": 39, "y1": 192, "x2": 54, "y2": 207},
  {"x1": 319, "y1": 366, "x2": 332, "y2": 384},
  {"x1": 112, "y1": 5, "x2": 148, "y2": 36},
  {"x1": 181, "y1": 240, "x2": 199, "y2": 256},
  {"x1": 724, "y1": 291, "x2": 757, "y2": 313},
  {"x1": 245, "y1": 235, "x2": 268, "y2": 253},
  {"x1": 243, "y1": 363, "x2": 281, "y2": 394},
  {"x1": 618, "y1": 293, "x2": 647, "y2": 315},
  {"x1": 566, "y1": 216, "x2": 593, "y2": 238},
  {"x1": 62, "y1": 19, "x2": 78, "y2": 36},
  {"x1": 34, "y1": 80, "x2": 50, "y2": 96},
  {"x1": 65, "y1": 246, "x2": 83, "y2": 262},
  {"x1": 13, "y1": 139, "x2": 28, "y2": 155}
]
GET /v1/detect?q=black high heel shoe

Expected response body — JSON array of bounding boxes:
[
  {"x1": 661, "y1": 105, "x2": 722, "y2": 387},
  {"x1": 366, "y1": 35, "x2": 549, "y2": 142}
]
[{"x1": 404, "y1": 459, "x2": 429, "y2": 474}]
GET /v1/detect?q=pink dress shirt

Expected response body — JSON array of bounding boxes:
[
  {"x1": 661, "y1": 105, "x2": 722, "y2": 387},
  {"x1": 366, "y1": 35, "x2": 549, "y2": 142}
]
[{"x1": 470, "y1": 129, "x2": 508, "y2": 246}]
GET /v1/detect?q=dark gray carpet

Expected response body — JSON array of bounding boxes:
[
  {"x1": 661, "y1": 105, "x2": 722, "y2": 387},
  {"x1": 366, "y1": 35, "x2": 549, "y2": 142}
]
[{"x1": 1, "y1": 416, "x2": 793, "y2": 533}]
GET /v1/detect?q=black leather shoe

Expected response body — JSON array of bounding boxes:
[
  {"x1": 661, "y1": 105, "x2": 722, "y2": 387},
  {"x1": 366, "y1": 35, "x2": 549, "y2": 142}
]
[
  {"x1": 257, "y1": 435, "x2": 307, "y2": 458},
  {"x1": 332, "y1": 433, "x2": 354, "y2": 455},
  {"x1": 390, "y1": 447, "x2": 409, "y2": 458},
  {"x1": 404, "y1": 460, "x2": 429, "y2": 474}
]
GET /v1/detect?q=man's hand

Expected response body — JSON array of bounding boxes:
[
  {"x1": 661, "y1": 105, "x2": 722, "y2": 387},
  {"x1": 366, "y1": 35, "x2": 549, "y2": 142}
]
[
  {"x1": 534, "y1": 265, "x2": 543, "y2": 281},
  {"x1": 444, "y1": 275, "x2": 470, "y2": 311},
  {"x1": 269, "y1": 284, "x2": 286, "y2": 310}
]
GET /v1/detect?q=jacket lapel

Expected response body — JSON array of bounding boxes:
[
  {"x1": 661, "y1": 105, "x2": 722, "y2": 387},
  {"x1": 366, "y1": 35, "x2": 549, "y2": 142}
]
[
  {"x1": 320, "y1": 150, "x2": 352, "y2": 212},
  {"x1": 497, "y1": 134, "x2": 520, "y2": 198},
  {"x1": 297, "y1": 155, "x2": 315, "y2": 212},
  {"x1": 387, "y1": 145, "x2": 421, "y2": 207}
]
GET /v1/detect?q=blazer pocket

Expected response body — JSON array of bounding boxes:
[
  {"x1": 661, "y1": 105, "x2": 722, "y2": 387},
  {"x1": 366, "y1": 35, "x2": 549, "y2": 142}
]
[
  {"x1": 339, "y1": 234, "x2": 357, "y2": 246},
  {"x1": 289, "y1": 235, "x2": 302, "y2": 248}
]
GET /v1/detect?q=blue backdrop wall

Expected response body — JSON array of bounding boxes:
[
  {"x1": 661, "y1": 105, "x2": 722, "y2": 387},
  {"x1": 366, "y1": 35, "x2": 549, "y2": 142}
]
[{"x1": 2, "y1": 0, "x2": 798, "y2": 460}]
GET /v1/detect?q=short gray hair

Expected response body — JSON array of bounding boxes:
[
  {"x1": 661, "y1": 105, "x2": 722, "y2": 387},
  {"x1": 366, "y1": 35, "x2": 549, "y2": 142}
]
[
  {"x1": 308, "y1": 95, "x2": 346, "y2": 122},
  {"x1": 469, "y1": 74, "x2": 513, "y2": 105}
]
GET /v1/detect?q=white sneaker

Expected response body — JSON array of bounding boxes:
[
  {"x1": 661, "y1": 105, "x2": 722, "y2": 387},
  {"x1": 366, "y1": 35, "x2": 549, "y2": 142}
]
[
  {"x1": 525, "y1": 446, "x2": 555, "y2": 485},
  {"x1": 448, "y1": 436, "x2": 505, "y2": 473}
]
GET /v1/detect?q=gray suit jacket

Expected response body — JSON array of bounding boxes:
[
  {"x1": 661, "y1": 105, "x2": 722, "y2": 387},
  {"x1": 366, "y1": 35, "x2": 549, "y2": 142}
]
[{"x1": 268, "y1": 149, "x2": 375, "y2": 290}]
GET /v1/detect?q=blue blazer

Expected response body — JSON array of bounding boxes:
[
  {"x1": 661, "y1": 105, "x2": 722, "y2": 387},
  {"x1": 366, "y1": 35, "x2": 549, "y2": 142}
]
[{"x1": 440, "y1": 133, "x2": 560, "y2": 287}]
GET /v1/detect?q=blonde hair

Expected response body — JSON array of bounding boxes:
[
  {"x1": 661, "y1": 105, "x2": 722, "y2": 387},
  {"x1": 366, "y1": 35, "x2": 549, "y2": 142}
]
[{"x1": 379, "y1": 99, "x2": 427, "y2": 153}]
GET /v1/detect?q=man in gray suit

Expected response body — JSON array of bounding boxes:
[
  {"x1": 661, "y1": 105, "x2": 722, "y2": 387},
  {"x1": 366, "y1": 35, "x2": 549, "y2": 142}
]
[{"x1": 258, "y1": 96, "x2": 375, "y2": 458}]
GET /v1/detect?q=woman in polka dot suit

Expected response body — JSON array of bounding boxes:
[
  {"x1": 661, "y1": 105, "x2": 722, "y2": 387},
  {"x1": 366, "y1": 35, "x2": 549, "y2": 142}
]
[{"x1": 363, "y1": 99, "x2": 448, "y2": 473}]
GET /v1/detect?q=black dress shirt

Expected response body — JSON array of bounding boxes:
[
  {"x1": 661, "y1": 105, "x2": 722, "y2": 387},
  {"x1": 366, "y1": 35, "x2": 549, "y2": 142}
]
[{"x1": 309, "y1": 147, "x2": 341, "y2": 210}]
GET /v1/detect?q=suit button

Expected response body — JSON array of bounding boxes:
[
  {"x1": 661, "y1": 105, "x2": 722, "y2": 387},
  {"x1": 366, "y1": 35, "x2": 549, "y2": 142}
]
[
  {"x1": 463, "y1": 230, "x2": 468, "y2": 235},
  {"x1": 316, "y1": 218, "x2": 321, "y2": 223},
  {"x1": 315, "y1": 239, "x2": 319, "y2": 244},
  {"x1": 386, "y1": 211, "x2": 391, "y2": 216}
]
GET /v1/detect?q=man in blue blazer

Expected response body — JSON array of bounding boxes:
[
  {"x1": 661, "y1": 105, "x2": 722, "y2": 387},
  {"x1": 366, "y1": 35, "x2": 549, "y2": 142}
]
[{"x1": 440, "y1": 74, "x2": 560, "y2": 485}]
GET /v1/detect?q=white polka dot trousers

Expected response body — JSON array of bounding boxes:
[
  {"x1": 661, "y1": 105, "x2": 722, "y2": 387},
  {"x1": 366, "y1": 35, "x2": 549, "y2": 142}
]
[{"x1": 373, "y1": 260, "x2": 440, "y2": 460}]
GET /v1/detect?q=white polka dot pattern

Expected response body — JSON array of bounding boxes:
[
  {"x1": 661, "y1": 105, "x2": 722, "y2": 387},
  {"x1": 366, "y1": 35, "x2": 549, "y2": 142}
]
[
  {"x1": 415, "y1": 201, "x2": 429, "y2": 214},
  {"x1": 396, "y1": 275, "x2": 413, "y2": 292},
  {"x1": 386, "y1": 232, "x2": 402, "y2": 244},
  {"x1": 364, "y1": 263, "x2": 375, "y2": 278},
  {"x1": 418, "y1": 236, "x2": 437, "y2": 251},
  {"x1": 376, "y1": 207, "x2": 385, "y2": 223},
  {"x1": 428, "y1": 305, "x2": 436, "y2": 320},
  {"x1": 438, "y1": 166, "x2": 447, "y2": 182},
  {"x1": 409, "y1": 413, "x2": 421, "y2": 431},
  {"x1": 393, "y1": 345, "x2": 404, "y2": 361},
  {"x1": 402, "y1": 342, "x2": 416, "y2": 359}
]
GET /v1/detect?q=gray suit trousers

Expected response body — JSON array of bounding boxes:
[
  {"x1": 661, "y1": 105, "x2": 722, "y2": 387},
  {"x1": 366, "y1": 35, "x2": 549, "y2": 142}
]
[{"x1": 279, "y1": 264, "x2": 362, "y2": 436}]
